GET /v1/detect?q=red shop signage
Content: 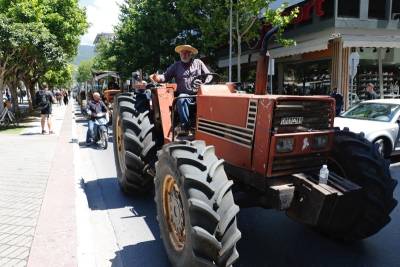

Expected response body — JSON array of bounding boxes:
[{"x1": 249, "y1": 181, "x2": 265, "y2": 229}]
[{"x1": 290, "y1": 0, "x2": 325, "y2": 24}]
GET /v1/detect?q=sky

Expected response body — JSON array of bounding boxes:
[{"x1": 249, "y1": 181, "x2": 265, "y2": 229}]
[{"x1": 79, "y1": 0, "x2": 124, "y2": 46}]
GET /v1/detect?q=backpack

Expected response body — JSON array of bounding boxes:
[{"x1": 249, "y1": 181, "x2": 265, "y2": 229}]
[{"x1": 36, "y1": 90, "x2": 49, "y2": 108}]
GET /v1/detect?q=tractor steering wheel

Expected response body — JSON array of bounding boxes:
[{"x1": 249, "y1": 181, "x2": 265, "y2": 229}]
[{"x1": 191, "y1": 73, "x2": 221, "y2": 91}]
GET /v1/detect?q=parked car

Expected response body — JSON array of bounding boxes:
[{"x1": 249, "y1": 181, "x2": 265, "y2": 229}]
[{"x1": 334, "y1": 99, "x2": 400, "y2": 157}]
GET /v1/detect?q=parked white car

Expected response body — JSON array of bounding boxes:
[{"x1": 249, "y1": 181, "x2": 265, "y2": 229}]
[{"x1": 334, "y1": 99, "x2": 400, "y2": 157}]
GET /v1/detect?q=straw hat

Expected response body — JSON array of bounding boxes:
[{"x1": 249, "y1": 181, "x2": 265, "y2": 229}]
[{"x1": 175, "y1": 44, "x2": 198, "y2": 55}]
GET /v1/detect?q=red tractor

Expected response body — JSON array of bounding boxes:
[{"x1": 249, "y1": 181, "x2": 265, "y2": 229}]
[{"x1": 112, "y1": 28, "x2": 397, "y2": 267}]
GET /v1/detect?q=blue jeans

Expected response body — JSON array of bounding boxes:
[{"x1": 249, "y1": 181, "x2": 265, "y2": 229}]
[
  {"x1": 86, "y1": 120, "x2": 98, "y2": 143},
  {"x1": 176, "y1": 94, "x2": 195, "y2": 129}
]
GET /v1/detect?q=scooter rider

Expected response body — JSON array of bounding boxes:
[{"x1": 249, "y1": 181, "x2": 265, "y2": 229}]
[
  {"x1": 86, "y1": 92, "x2": 108, "y2": 145},
  {"x1": 150, "y1": 44, "x2": 211, "y2": 133}
]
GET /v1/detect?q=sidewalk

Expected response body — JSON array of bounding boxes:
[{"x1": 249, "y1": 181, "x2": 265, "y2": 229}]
[{"x1": 0, "y1": 103, "x2": 78, "y2": 266}]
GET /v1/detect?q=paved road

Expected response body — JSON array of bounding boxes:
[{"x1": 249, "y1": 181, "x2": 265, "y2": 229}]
[{"x1": 74, "y1": 104, "x2": 400, "y2": 267}]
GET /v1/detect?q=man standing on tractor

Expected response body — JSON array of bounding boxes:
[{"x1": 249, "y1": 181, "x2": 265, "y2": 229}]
[{"x1": 150, "y1": 44, "x2": 211, "y2": 134}]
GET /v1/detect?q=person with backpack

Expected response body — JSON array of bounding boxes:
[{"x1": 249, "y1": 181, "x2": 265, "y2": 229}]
[{"x1": 36, "y1": 83, "x2": 56, "y2": 134}]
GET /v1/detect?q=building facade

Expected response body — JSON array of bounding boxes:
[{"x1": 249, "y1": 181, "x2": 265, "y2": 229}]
[{"x1": 218, "y1": 0, "x2": 400, "y2": 110}]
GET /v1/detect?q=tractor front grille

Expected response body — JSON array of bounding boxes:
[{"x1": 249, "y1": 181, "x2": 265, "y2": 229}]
[
  {"x1": 272, "y1": 100, "x2": 333, "y2": 133},
  {"x1": 271, "y1": 154, "x2": 327, "y2": 175}
]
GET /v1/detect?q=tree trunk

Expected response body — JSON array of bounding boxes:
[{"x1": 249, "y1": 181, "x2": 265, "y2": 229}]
[
  {"x1": 23, "y1": 78, "x2": 35, "y2": 111},
  {"x1": 0, "y1": 70, "x2": 5, "y2": 114},
  {"x1": 8, "y1": 81, "x2": 19, "y2": 113}
]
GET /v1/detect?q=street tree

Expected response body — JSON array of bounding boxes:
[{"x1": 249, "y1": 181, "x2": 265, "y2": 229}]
[
  {"x1": 0, "y1": 0, "x2": 88, "y2": 110},
  {"x1": 109, "y1": 0, "x2": 297, "y2": 82},
  {"x1": 177, "y1": 0, "x2": 298, "y2": 82},
  {"x1": 44, "y1": 64, "x2": 74, "y2": 89},
  {"x1": 112, "y1": 0, "x2": 185, "y2": 77},
  {"x1": 41, "y1": 0, "x2": 89, "y2": 60},
  {"x1": 93, "y1": 37, "x2": 117, "y2": 71},
  {"x1": 0, "y1": 15, "x2": 62, "y2": 111},
  {"x1": 77, "y1": 59, "x2": 94, "y2": 84}
]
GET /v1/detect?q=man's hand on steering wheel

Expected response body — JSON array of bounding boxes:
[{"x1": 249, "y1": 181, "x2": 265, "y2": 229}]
[{"x1": 191, "y1": 73, "x2": 220, "y2": 91}]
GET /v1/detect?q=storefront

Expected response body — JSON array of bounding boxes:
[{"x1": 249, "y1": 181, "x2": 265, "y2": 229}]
[
  {"x1": 218, "y1": 0, "x2": 400, "y2": 110},
  {"x1": 269, "y1": 0, "x2": 400, "y2": 110}
]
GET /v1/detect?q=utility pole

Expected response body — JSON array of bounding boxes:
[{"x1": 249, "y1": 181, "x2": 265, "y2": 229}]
[
  {"x1": 229, "y1": 0, "x2": 233, "y2": 82},
  {"x1": 378, "y1": 47, "x2": 384, "y2": 99}
]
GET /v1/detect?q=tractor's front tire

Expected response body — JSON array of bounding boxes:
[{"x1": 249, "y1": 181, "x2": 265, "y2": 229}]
[
  {"x1": 318, "y1": 130, "x2": 397, "y2": 241},
  {"x1": 155, "y1": 141, "x2": 241, "y2": 267},
  {"x1": 113, "y1": 93, "x2": 156, "y2": 194}
]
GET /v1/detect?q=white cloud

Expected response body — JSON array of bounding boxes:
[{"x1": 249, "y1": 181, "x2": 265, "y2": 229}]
[{"x1": 80, "y1": 0, "x2": 124, "y2": 45}]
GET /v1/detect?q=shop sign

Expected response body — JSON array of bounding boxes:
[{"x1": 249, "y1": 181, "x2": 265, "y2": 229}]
[{"x1": 291, "y1": 0, "x2": 325, "y2": 24}]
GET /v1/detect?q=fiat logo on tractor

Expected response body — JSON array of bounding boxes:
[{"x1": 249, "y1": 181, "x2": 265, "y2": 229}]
[{"x1": 280, "y1": 116, "x2": 303, "y2": 125}]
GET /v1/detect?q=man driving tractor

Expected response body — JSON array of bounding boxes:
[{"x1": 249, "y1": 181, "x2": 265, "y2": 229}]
[{"x1": 151, "y1": 44, "x2": 211, "y2": 134}]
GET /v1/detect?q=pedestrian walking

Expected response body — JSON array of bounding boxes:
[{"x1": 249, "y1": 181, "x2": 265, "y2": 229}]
[
  {"x1": 18, "y1": 89, "x2": 24, "y2": 104},
  {"x1": 365, "y1": 83, "x2": 378, "y2": 100},
  {"x1": 55, "y1": 90, "x2": 62, "y2": 106},
  {"x1": 35, "y1": 83, "x2": 56, "y2": 134},
  {"x1": 5, "y1": 88, "x2": 11, "y2": 101},
  {"x1": 63, "y1": 90, "x2": 69, "y2": 105}
]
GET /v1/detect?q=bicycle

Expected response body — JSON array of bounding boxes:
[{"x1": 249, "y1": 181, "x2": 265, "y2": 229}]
[{"x1": 0, "y1": 102, "x2": 19, "y2": 127}]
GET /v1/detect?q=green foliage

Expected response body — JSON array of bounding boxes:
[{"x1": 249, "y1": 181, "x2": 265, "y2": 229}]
[
  {"x1": 92, "y1": 37, "x2": 117, "y2": 71},
  {"x1": 77, "y1": 59, "x2": 93, "y2": 83},
  {"x1": 106, "y1": 0, "x2": 297, "y2": 80},
  {"x1": 111, "y1": 0, "x2": 184, "y2": 77},
  {"x1": 41, "y1": 0, "x2": 89, "y2": 60},
  {"x1": 0, "y1": 0, "x2": 88, "y2": 86},
  {"x1": 44, "y1": 64, "x2": 74, "y2": 88}
]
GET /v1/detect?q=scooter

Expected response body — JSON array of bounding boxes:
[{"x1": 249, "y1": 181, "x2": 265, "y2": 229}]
[{"x1": 90, "y1": 112, "x2": 109, "y2": 149}]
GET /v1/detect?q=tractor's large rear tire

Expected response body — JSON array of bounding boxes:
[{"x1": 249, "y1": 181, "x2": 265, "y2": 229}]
[
  {"x1": 155, "y1": 141, "x2": 241, "y2": 267},
  {"x1": 113, "y1": 92, "x2": 157, "y2": 194},
  {"x1": 318, "y1": 130, "x2": 397, "y2": 241}
]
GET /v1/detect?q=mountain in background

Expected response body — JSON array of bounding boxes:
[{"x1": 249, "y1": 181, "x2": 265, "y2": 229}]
[{"x1": 73, "y1": 45, "x2": 96, "y2": 66}]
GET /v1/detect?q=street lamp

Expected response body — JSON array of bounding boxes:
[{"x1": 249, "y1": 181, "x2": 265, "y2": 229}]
[{"x1": 229, "y1": 0, "x2": 233, "y2": 82}]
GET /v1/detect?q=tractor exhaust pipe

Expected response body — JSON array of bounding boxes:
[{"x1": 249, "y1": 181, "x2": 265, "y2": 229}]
[{"x1": 255, "y1": 26, "x2": 279, "y2": 95}]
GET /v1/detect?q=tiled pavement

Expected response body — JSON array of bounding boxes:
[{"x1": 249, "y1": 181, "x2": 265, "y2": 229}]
[{"x1": 0, "y1": 105, "x2": 66, "y2": 266}]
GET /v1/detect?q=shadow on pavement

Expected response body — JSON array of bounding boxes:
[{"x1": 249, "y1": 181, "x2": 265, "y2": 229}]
[
  {"x1": 110, "y1": 243, "x2": 170, "y2": 267},
  {"x1": 390, "y1": 155, "x2": 400, "y2": 164},
  {"x1": 234, "y1": 208, "x2": 368, "y2": 267},
  {"x1": 20, "y1": 132, "x2": 46, "y2": 136},
  {"x1": 82, "y1": 174, "x2": 400, "y2": 267},
  {"x1": 75, "y1": 118, "x2": 87, "y2": 124},
  {"x1": 84, "y1": 177, "x2": 169, "y2": 266},
  {"x1": 83, "y1": 177, "x2": 154, "y2": 211}
]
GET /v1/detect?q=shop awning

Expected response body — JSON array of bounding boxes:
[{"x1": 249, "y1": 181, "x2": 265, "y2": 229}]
[
  {"x1": 342, "y1": 35, "x2": 400, "y2": 48},
  {"x1": 269, "y1": 38, "x2": 328, "y2": 59}
]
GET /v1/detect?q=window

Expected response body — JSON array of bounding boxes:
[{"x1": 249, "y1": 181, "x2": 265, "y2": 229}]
[
  {"x1": 393, "y1": 0, "x2": 400, "y2": 20},
  {"x1": 369, "y1": 0, "x2": 386, "y2": 19},
  {"x1": 338, "y1": 0, "x2": 360, "y2": 18},
  {"x1": 321, "y1": 0, "x2": 334, "y2": 19}
]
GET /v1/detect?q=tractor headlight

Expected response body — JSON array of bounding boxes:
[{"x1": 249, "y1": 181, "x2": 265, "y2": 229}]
[
  {"x1": 313, "y1": 135, "x2": 329, "y2": 149},
  {"x1": 276, "y1": 138, "x2": 294, "y2": 153}
]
